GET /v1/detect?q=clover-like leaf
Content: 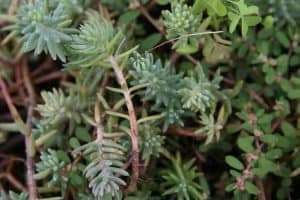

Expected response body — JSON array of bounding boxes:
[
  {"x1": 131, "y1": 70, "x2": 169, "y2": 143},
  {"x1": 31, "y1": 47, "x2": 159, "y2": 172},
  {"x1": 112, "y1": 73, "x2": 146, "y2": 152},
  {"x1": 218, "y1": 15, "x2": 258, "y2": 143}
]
[{"x1": 228, "y1": 0, "x2": 261, "y2": 36}]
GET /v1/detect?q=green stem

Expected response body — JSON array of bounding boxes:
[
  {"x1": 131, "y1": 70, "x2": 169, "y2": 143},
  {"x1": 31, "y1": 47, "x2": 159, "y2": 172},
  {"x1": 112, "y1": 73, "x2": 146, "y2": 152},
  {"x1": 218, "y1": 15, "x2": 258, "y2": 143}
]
[
  {"x1": 129, "y1": 83, "x2": 150, "y2": 93},
  {"x1": 35, "y1": 130, "x2": 57, "y2": 148},
  {"x1": 0, "y1": 122, "x2": 19, "y2": 132},
  {"x1": 39, "y1": 197, "x2": 63, "y2": 200},
  {"x1": 34, "y1": 169, "x2": 52, "y2": 180},
  {"x1": 0, "y1": 14, "x2": 17, "y2": 22},
  {"x1": 137, "y1": 114, "x2": 164, "y2": 124},
  {"x1": 38, "y1": 186, "x2": 61, "y2": 194},
  {"x1": 106, "y1": 110, "x2": 130, "y2": 120}
]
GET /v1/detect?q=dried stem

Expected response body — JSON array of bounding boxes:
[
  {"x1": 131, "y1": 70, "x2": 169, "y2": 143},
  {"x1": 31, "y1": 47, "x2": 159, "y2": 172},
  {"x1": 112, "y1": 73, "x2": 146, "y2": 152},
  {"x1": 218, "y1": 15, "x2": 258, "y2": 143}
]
[
  {"x1": 109, "y1": 56, "x2": 139, "y2": 193},
  {"x1": 22, "y1": 60, "x2": 38, "y2": 200},
  {"x1": 246, "y1": 86, "x2": 269, "y2": 110},
  {"x1": 0, "y1": 77, "x2": 28, "y2": 135},
  {"x1": 255, "y1": 177, "x2": 267, "y2": 200},
  {"x1": 168, "y1": 126, "x2": 206, "y2": 140},
  {"x1": 0, "y1": 173, "x2": 27, "y2": 191},
  {"x1": 0, "y1": 76, "x2": 38, "y2": 199},
  {"x1": 133, "y1": 0, "x2": 166, "y2": 35},
  {"x1": 8, "y1": 0, "x2": 20, "y2": 15}
]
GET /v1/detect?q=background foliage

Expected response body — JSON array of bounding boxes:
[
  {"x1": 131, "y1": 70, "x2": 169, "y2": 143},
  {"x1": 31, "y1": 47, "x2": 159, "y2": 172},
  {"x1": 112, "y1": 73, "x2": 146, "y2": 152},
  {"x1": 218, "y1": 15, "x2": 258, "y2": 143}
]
[{"x1": 0, "y1": 0, "x2": 299, "y2": 199}]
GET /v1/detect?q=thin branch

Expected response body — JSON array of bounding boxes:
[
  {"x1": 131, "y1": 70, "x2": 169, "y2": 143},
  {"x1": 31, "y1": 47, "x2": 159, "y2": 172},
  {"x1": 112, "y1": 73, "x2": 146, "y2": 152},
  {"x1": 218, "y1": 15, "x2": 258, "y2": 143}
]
[
  {"x1": 8, "y1": 0, "x2": 20, "y2": 15},
  {"x1": 149, "y1": 31, "x2": 224, "y2": 52},
  {"x1": 168, "y1": 126, "x2": 206, "y2": 140},
  {"x1": 133, "y1": 0, "x2": 165, "y2": 35},
  {"x1": 22, "y1": 60, "x2": 38, "y2": 200},
  {"x1": 99, "y1": 72, "x2": 111, "y2": 95},
  {"x1": 255, "y1": 177, "x2": 266, "y2": 200},
  {"x1": 0, "y1": 52, "x2": 15, "y2": 67},
  {"x1": 33, "y1": 71, "x2": 64, "y2": 84},
  {"x1": 0, "y1": 77, "x2": 28, "y2": 135},
  {"x1": 0, "y1": 75, "x2": 38, "y2": 199},
  {"x1": 109, "y1": 56, "x2": 139, "y2": 194},
  {"x1": 0, "y1": 173, "x2": 27, "y2": 191},
  {"x1": 246, "y1": 86, "x2": 269, "y2": 110}
]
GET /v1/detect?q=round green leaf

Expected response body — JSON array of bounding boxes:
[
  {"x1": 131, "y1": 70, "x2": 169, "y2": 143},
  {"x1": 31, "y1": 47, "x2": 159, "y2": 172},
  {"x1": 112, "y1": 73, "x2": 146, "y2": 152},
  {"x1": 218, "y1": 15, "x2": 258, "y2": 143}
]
[
  {"x1": 245, "y1": 181, "x2": 260, "y2": 195},
  {"x1": 237, "y1": 136, "x2": 255, "y2": 153},
  {"x1": 225, "y1": 155, "x2": 244, "y2": 170}
]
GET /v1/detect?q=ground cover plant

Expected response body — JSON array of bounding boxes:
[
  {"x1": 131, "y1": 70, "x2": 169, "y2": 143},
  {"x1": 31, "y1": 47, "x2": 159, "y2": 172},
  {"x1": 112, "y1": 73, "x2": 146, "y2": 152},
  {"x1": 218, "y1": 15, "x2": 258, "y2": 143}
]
[{"x1": 0, "y1": 0, "x2": 300, "y2": 199}]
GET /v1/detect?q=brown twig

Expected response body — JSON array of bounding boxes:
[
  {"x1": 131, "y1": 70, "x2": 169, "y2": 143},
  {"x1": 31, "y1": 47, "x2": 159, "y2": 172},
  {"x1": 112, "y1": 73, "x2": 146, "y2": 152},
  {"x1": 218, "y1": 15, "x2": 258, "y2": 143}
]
[
  {"x1": 22, "y1": 60, "x2": 38, "y2": 200},
  {"x1": 246, "y1": 86, "x2": 269, "y2": 110},
  {"x1": 0, "y1": 173, "x2": 27, "y2": 191},
  {"x1": 168, "y1": 126, "x2": 206, "y2": 140},
  {"x1": 133, "y1": 0, "x2": 166, "y2": 35},
  {"x1": 0, "y1": 75, "x2": 39, "y2": 198},
  {"x1": 8, "y1": 0, "x2": 19, "y2": 15},
  {"x1": 99, "y1": 71, "x2": 111, "y2": 95},
  {"x1": 0, "y1": 53, "x2": 15, "y2": 67},
  {"x1": 0, "y1": 157, "x2": 26, "y2": 191},
  {"x1": 31, "y1": 57, "x2": 53, "y2": 77},
  {"x1": 255, "y1": 177, "x2": 266, "y2": 200},
  {"x1": 16, "y1": 64, "x2": 27, "y2": 100},
  {"x1": 271, "y1": 118, "x2": 283, "y2": 133},
  {"x1": 109, "y1": 56, "x2": 139, "y2": 194},
  {"x1": 33, "y1": 71, "x2": 65, "y2": 84},
  {"x1": 0, "y1": 77, "x2": 28, "y2": 134}
]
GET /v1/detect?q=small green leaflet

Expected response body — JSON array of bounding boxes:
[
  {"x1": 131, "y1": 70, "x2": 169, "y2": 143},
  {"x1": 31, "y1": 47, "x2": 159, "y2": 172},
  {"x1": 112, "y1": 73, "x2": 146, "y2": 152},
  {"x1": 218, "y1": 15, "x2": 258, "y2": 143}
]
[
  {"x1": 237, "y1": 136, "x2": 255, "y2": 153},
  {"x1": 228, "y1": 0, "x2": 261, "y2": 37},
  {"x1": 193, "y1": 0, "x2": 227, "y2": 16},
  {"x1": 245, "y1": 181, "x2": 260, "y2": 195},
  {"x1": 225, "y1": 155, "x2": 244, "y2": 170}
]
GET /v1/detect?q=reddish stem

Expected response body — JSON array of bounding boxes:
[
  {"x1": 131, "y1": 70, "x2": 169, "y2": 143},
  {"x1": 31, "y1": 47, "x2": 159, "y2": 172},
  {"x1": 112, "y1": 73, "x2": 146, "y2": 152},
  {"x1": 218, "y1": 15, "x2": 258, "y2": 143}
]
[{"x1": 109, "y1": 56, "x2": 139, "y2": 194}]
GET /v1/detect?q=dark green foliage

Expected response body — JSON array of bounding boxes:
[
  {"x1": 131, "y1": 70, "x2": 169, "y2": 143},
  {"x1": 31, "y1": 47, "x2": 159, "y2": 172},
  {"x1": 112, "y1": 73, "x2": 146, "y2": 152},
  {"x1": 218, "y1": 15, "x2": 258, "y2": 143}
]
[
  {"x1": 161, "y1": 153, "x2": 209, "y2": 200},
  {"x1": 0, "y1": 191, "x2": 29, "y2": 200},
  {"x1": 1, "y1": 0, "x2": 300, "y2": 200},
  {"x1": 100, "y1": 0, "x2": 132, "y2": 12},
  {"x1": 0, "y1": 0, "x2": 9, "y2": 14},
  {"x1": 249, "y1": 0, "x2": 300, "y2": 26},
  {"x1": 227, "y1": 0, "x2": 261, "y2": 37},
  {"x1": 48, "y1": 0, "x2": 88, "y2": 15}
]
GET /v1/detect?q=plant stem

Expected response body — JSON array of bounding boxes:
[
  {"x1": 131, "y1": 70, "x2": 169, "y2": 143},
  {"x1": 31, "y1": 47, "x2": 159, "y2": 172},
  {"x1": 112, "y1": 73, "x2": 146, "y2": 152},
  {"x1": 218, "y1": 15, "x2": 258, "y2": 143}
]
[
  {"x1": 0, "y1": 78, "x2": 28, "y2": 135},
  {"x1": 8, "y1": 0, "x2": 20, "y2": 15},
  {"x1": 109, "y1": 56, "x2": 139, "y2": 193},
  {"x1": 0, "y1": 122, "x2": 19, "y2": 132},
  {"x1": 168, "y1": 126, "x2": 206, "y2": 140},
  {"x1": 0, "y1": 75, "x2": 38, "y2": 199},
  {"x1": 22, "y1": 61, "x2": 38, "y2": 200},
  {"x1": 133, "y1": 0, "x2": 166, "y2": 35}
]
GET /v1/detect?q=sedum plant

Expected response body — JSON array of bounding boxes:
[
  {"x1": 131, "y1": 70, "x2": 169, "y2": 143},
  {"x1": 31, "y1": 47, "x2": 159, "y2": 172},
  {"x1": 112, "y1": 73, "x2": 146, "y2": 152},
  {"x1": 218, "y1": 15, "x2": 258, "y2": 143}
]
[
  {"x1": 0, "y1": 0, "x2": 300, "y2": 200},
  {"x1": 162, "y1": 1, "x2": 200, "y2": 53},
  {"x1": 14, "y1": 0, "x2": 75, "y2": 61},
  {"x1": 161, "y1": 153, "x2": 209, "y2": 200},
  {"x1": 65, "y1": 12, "x2": 119, "y2": 69}
]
